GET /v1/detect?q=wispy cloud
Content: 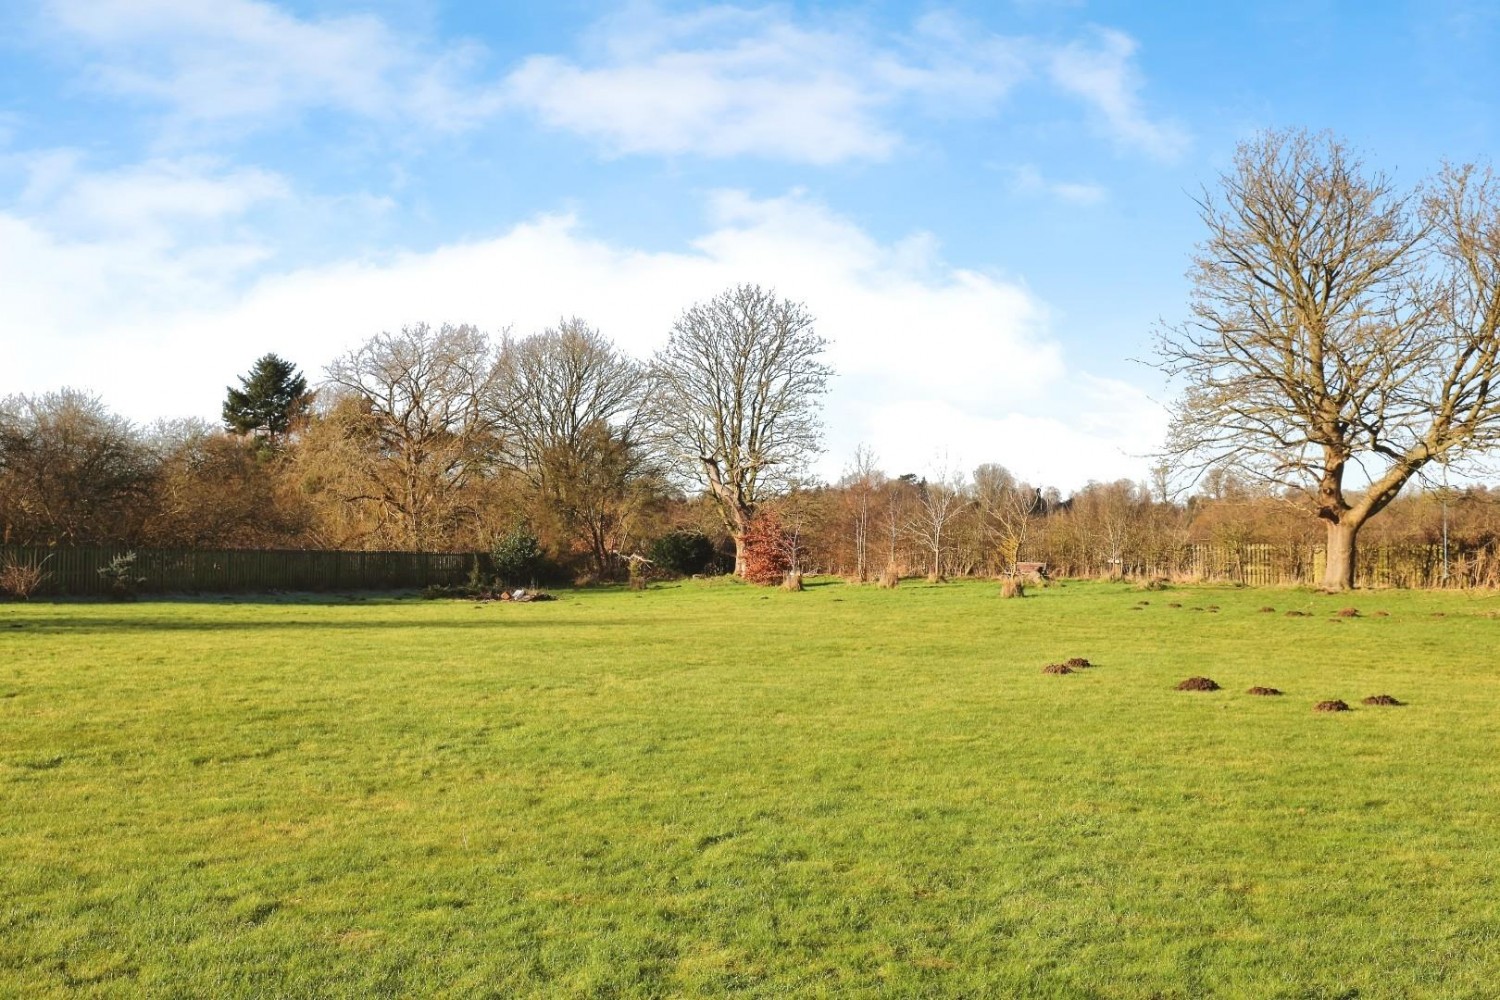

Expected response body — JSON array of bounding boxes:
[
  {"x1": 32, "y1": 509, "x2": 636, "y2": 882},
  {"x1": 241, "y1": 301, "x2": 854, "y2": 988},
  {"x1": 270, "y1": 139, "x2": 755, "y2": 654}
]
[
  {"x1": 38, "y1": 0, "x2": 501, "y2": 134},
  {"x1": 1047, "y1": 27, "x2": 1189, "y2": 160},
  {"x1": 15, "y1": 151, "x2": 289, "y2": 235},
  {"x1": 1008, "y1": 164, "x2": 1107, "y2": 204},
  {"x1": 37, "y1": 1, "x2": 1184, "y2": 164},
  {"x1": 503, "y1": 7, "x2": 1183, "y2": 164}
]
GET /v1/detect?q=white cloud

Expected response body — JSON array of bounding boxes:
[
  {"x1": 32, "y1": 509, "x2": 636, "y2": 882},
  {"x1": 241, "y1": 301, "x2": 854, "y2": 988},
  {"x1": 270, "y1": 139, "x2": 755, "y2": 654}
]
[
  {"x1": 500, "y1": 8, "x2": 1029, "y2": 163},
  {"x1": 37, "y1": 1, "x2": 1185, "y2": 164},
  {"x1": 1047, "y1": 27, "x2": 1189, "y2": 160},
  {"x1": 39, "y1": 0, "x2": 501, "y2": 133},
  {"x1": 3, "y1": 187, "x2": 1158, "y2": 489},
  {"x1": 15, "y1": 151, "x2": 289, "y2": 235},
  {"x1": 501, "y1": 6, "x2": 1180, "y2": 164},
  {"x1": 1008, "y1": 164, "x2": 1107, "y2": 204}
]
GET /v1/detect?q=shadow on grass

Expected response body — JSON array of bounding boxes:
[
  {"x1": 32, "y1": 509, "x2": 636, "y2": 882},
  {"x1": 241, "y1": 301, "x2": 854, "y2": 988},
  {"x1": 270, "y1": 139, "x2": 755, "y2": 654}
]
[{"x1": 3, "y1": 614, "x2": 631, "y2": 635}]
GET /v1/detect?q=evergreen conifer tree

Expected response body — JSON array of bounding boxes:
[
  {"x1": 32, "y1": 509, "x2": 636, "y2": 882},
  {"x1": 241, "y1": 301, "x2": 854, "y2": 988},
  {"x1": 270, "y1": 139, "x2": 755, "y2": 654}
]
[{"x1": 222, "y1": 354, "x2": 309, "y2": 447}]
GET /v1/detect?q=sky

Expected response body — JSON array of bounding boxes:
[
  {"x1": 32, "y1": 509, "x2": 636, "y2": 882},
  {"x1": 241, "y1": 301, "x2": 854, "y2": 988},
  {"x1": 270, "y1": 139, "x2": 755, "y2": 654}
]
[{"x1": 3, "y1": 0, "x2": 1499, "y2": 490}]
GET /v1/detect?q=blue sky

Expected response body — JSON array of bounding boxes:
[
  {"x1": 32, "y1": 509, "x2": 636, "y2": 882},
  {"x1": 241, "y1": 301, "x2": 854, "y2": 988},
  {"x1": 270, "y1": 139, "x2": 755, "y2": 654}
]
[{"x1": 3, "y1": 0, "x2": 1498, "y2": 487}]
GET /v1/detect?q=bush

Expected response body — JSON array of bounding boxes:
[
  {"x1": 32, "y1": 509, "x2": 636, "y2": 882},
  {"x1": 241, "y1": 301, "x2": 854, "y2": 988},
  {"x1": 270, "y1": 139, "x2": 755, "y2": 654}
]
[
  {"x1": 648, "y1": 531, "x2": 720, "y2": 577},
  {"x1": 740, "y1": 513, "x2": 792, "y2": 586},
  {"x1": 878, "y1": 567, "x2": 901, "y2": 589},
  {"x1": 491, "y1": 529, "x2": 545, "y2": 587},
  {"x1": 98, "y1": 551, "x2": 146, "y2": 600},
  {"x1": 0, "y1": 554, "x2": 50, "y2": 600}
]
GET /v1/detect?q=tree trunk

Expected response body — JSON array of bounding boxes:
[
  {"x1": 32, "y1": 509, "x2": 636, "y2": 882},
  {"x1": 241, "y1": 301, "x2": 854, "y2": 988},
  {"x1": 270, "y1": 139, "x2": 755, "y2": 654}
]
[
  {"x1": 733, "y1": 533, "x2": 747, "y2": 577},
  {"x1": 1323, "y1": 519, "x2": 1359, "y2": 590}
]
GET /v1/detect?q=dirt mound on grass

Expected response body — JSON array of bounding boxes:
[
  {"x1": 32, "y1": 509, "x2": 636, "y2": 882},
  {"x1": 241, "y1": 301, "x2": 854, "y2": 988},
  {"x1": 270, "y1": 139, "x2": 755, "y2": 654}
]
[
  {"x1": 1246, "y1": 686, "x2": 1283, "y2": 696},
  {"x1": 1167, "y1": 602, "x2": 1182, "y2": 608},
  {"x1": 1361, "y1": 694, "x2": 1403, "y2": 706},
  {"x1": 1176, "y1": 676, "x2": 1220, "y2": 691},
  {"x1": 1285, "y1": 610, "x2": 1311, "y2": 618},
  {"x1": 1335, "y1": 607, "x2": 1360, "y2": 618},
  {"x1": 1065, "y1": 657, "x2": 1092, "y2": 668},
  {"x1": 1314, "y1": 699, "x2": 1351, "y2": 712},
  {"x1": 1258, "y1": 606, "x2": 1276, "y2": 613},
  {"x1": 1042, "y1": 663, "x2": 1075, "y2": 675}
]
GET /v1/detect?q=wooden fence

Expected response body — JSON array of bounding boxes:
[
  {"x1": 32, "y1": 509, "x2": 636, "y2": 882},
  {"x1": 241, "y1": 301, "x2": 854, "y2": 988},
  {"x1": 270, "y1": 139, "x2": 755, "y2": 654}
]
[
  {"x1": 0, "y1": 546, "x2": 478, "y2": 597},
  {"x1": 1037, "y1": 542, "x2": 1500, "y2": 589}
]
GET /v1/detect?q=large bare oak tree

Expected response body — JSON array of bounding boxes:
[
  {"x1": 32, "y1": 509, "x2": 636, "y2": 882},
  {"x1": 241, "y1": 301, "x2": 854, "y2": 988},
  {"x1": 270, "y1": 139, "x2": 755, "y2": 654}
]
[
  {"x1": 648, "y1": 284, "x2": 833, "y2": 576},
  {"x1": 489, "y1": 319, "x2": 651, "y2": 573},
  {"x1": 1158, "y1": 130, "x2": 1500, "y2": 589},
  {"x1": 318, "y1": 323, "x2": 500, "y2": 550}
]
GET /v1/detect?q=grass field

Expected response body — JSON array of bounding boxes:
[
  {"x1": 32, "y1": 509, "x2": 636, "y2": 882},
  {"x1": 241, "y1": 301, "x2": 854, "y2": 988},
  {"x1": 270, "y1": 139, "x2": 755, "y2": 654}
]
[{"x1": 3, "y1": 579, "x2": 1499, "y2": 998}]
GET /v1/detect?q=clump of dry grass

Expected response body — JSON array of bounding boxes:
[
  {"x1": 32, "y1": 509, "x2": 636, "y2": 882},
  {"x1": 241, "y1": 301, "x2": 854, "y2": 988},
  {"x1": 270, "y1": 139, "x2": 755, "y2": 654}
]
[
  {"x1": 878, "y1": 568, "x2": 901, "y2": 589},
  {"x1": 999, "y1": 578, "x2": 1025, "y2": 599},
  {"x1": 781, "y1": 571, "x2": 804, "y2": 592}
]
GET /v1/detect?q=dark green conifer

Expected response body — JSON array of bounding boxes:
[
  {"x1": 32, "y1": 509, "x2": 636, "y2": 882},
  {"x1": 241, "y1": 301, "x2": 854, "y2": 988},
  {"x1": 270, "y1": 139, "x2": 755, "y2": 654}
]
[{"x1": 222, "y1": 354, "x2": 309, "y2": 447}]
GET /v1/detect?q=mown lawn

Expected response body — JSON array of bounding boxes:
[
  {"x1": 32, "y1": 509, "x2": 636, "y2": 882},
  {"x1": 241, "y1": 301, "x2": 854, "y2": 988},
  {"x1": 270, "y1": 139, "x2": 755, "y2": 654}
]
[{"x1": 2, "y1": 579, "x2": 1499, "y2": 998}]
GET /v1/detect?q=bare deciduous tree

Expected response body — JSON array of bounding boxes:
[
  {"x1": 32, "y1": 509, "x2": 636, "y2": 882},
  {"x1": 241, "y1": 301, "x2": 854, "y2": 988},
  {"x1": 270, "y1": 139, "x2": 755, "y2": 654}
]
[
  {"x1": 839, "y1": 445, "x2": 884, "y2": 581},
  {"x1": 318, "y1": 323, "x2": 500, "y2": 550},
  {"x1": 0, "y1": 389, "x2": 152, "y2": 545},
  {"x1": 489, "y1": 319, "x2": 649, "y2": 573},
  {"x1": 906, "y1": 462, "x2": 969, "y2": 580},
  {"x1": 647, "y1": 284, "x2": 833, "y2": 576},
  {"x1": 973, "y1": 463, "x2": 1041, "y2": 575},
  {"x1": 1159, "y1": 129, "x2": 1500, "y2": 589}
]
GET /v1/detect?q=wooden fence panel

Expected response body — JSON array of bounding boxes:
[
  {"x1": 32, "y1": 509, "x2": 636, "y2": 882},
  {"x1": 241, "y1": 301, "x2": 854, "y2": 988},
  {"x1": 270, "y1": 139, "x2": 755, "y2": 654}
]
[{"x1": 0, "y1": 546, "x2": 477, "y2": 596}]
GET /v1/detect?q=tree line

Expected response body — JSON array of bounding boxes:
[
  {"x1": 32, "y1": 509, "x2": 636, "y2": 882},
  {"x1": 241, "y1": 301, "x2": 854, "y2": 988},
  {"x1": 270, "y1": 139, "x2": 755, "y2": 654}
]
[
  {"x1": 1, "y1": 284, "x2": 831, "y2": 579},
  {"x1": 9, "y1": 130, "x2": 1500, "y2": 590}
]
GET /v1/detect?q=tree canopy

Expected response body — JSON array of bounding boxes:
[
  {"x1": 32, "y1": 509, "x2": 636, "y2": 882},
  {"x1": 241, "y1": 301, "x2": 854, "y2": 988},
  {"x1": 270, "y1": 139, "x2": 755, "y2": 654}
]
[
  {"x1": 1158, "y1": 129, "x2": 1500, "y2": 589},
  {"x1": 222, "y1": 353, "x2": 309, "y2": 446}
]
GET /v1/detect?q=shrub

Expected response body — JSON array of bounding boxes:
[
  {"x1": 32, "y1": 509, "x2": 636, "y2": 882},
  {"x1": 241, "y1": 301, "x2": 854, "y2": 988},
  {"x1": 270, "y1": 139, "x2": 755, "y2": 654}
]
[
  {"x1": 0, "y1": 554, "x2": 50, "y2": 600},
  {"x1": 1138, "y1": 577, "x2": 1170, "y2": 591},
  {"x1": 648, "y1": 531, "x2": 719, "y2": 577},
  {"x1": 740, "y1": 512, "x2": 792, "y2": 586},
  {"x1": 491, "y1": 529, "x2": 545, "y2": 587},
  {"x1": 999, "y1": 578, "x2": 1025, "y2": 599},
  {"x1": 877, "y1": 567, "x2": 901, "y2": 589},
  {"x1": 98, "y1": 551, "x2": 146, "y2": 600}
]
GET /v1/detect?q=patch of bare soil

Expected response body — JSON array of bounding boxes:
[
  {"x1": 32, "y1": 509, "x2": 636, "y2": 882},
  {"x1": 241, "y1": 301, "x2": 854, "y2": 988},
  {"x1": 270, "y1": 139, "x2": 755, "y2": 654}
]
[
  {"x1": 1335, "y1": 607, "x2": 1360, "y2": 617},
  {"x1": 1246, "y1": 686, "x2": 1283, "y2": 696},
  {"x1": 1065, "y1": 657, "x2": 1092, "y2": 668},
  {"x1": 1361, "y1": 694, "x2": 1403, "y2": 706},
  {"x1": 1258, "y1": 606, "x2": 1276, "y2": 613},
  {"x1": 1176, "y1": 676, "x2": 1221, "y2": 691},
  {"x1": 1167, "y1": 602, "x2": 1183, "y2": 608},
  {"x1": 1285, "y1": 610, "x2": 1311, "y2": 618},
  {"x1": 1314, "y1": 699, "x2": 1351, "y2": 712},
  {"x1": 1042, "y1": 663, "x2": 1075, "y2": 675}
]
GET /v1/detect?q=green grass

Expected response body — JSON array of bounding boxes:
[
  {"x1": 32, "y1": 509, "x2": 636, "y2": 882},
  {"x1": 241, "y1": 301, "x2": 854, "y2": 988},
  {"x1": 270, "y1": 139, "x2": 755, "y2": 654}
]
[{"x1": 3, "y1": 579, "x2": 1499, "y2": 998}]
